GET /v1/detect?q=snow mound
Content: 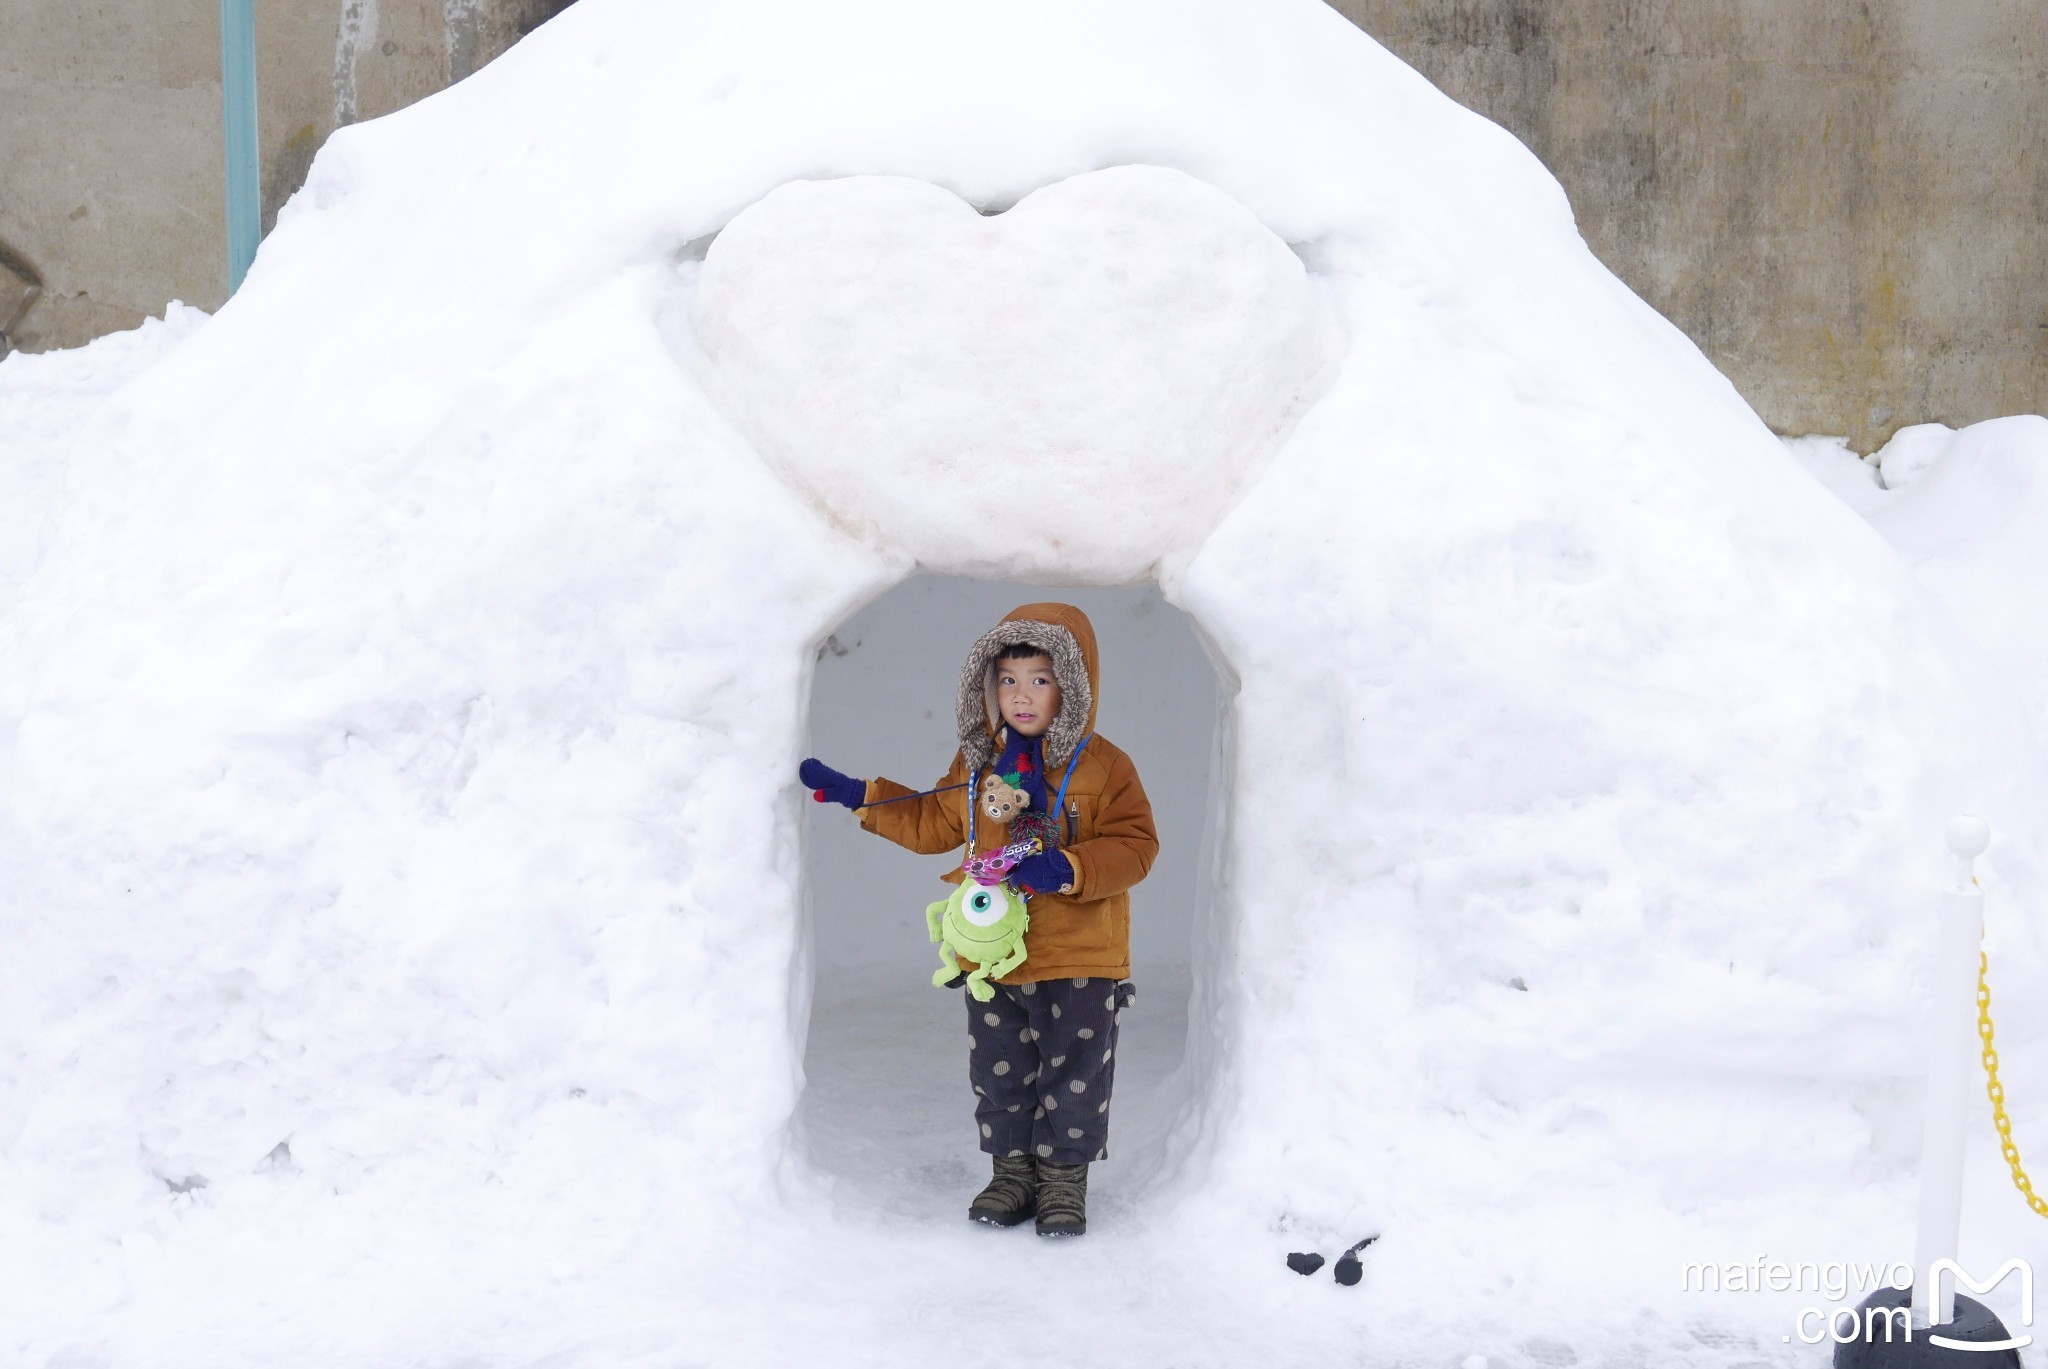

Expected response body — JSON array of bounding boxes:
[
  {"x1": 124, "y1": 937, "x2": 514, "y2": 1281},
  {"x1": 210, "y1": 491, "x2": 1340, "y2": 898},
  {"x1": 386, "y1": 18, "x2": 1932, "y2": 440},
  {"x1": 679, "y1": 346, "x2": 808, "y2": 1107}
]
[
  {"x1": 0, "y1": 304, "x2": 209, "y2": 600},
  {"x1": 1795, "y1": 416, "x2": 2048, "y2": 745},
  {"x1": 1876, "y1": 421, "x2": 1964, "y2": 492},
  {"x1": 4, "y1": 0, "x2": 2045, "y2": 1364},
  {"x1": 689, "y1": 167, "x2": 1330, "y2": 580}
]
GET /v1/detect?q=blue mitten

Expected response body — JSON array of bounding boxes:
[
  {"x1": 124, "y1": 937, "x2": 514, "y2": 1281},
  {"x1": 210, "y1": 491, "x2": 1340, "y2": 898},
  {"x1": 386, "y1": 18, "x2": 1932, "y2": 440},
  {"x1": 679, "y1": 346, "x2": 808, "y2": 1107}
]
[
  {"x1": 1009, "y1": 849, "x2": 1074, "y2": 895},
  {"x1": 799, "y1": 758, "x2": 866, "y2": 809}
]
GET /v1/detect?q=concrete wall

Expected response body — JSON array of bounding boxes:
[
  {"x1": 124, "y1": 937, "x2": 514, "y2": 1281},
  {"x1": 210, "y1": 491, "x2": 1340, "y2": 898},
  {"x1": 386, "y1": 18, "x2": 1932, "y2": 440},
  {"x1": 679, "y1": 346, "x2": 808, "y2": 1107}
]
[
  {"x1": 1331, "y1": 0, "x2": 2047, "y2": 450},
  {"x1": 0, "y1": 0, "x2": 571, "y2": 353}
]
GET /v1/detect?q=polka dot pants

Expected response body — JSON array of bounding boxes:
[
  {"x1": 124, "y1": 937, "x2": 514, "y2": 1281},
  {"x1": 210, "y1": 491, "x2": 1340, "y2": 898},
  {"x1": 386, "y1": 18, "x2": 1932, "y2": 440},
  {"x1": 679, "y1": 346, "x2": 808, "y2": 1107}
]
[{"x1": 966, "y1": 977, "x2": 1135, "y2": 1166}]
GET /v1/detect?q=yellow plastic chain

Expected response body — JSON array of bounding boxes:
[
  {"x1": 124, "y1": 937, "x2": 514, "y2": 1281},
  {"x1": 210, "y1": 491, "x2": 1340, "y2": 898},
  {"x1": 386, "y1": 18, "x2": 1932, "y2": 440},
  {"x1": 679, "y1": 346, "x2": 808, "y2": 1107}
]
[{"x1": 1977, "y1": 948, "x2": 2048, "y2": 1218}]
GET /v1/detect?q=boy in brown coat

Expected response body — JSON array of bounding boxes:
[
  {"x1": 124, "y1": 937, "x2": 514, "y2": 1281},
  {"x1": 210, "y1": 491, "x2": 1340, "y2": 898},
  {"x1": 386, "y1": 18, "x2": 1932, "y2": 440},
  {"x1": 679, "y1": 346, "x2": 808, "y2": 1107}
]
[{"x1": 799, "y1": 602, "x2": 1159, "y2": 1236}]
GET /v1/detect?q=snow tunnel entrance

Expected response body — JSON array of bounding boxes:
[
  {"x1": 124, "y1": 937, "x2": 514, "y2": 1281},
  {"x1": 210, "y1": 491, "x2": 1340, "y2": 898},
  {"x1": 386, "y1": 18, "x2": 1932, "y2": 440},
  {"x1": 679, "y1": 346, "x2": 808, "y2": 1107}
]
[{"x1": 797, "y1": 576, "x2": 1221, "y2": 1216}]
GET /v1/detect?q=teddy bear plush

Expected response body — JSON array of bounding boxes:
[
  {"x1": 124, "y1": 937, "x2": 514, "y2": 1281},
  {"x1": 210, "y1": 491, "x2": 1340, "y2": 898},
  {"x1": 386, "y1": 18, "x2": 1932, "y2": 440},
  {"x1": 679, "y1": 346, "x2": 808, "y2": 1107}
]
[{"x1": 979, "y1": 771, "x2": 1031, "y2": 825}]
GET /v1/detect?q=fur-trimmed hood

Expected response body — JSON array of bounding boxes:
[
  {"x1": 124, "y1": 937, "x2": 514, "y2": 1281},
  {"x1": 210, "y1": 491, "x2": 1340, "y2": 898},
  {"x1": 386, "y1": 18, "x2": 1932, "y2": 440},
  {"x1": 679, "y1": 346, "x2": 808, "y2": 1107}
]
[{"x1": 955, "y1": 603, "x2": 1100, "y2": 772}]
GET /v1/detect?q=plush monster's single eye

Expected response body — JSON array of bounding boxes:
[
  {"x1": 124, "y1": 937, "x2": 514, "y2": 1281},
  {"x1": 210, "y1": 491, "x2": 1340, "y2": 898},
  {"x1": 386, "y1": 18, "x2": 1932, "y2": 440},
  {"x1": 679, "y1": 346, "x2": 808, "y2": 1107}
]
[{"x1": 962, "y1": 887, "x2": 1005, "y2": 927}]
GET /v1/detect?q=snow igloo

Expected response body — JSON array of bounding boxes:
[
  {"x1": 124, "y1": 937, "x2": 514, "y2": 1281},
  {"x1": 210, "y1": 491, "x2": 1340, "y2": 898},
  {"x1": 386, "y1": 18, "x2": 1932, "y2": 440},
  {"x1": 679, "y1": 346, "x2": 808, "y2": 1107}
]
[{"x1": 5, "y1": 1, "x2": 2045, "y2": 1364}]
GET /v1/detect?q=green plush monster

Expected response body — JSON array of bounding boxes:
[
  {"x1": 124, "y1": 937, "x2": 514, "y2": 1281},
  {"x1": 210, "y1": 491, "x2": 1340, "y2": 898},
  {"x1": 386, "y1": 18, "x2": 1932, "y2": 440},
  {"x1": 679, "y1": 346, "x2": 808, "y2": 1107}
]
[{"x1": 927, "y1": 880, "x2": 1031, "y2": 1001}]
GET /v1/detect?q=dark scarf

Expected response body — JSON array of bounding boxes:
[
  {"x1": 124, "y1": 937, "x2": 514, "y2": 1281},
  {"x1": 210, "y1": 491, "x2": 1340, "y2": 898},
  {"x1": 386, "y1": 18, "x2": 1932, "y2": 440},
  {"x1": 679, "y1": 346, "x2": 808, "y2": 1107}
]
[{"x1": 992, "y1": 729, "x2": 1050, "y2": 815}]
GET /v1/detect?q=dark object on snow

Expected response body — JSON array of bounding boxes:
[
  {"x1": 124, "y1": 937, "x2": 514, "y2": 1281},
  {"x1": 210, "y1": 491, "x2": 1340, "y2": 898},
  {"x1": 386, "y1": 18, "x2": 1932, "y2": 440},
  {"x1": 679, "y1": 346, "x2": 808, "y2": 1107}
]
[
  {"x1": 1832, "y1": 1287, "x2": 2023, "y2": 1368},
  {"x1": 1286, "y1": 1251, "x2": 1325, "y2": 1276},
  {"x1": 1333, "y1": 1235, "x2": 1379, "y2": 1287}
]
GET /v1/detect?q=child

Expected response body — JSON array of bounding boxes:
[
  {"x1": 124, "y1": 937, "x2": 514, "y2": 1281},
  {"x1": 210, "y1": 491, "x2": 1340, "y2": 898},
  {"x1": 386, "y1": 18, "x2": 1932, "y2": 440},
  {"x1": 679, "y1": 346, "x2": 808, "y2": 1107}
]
[{"x1": 799, "y1": 601, "x2": 1158, "y2": 1237}]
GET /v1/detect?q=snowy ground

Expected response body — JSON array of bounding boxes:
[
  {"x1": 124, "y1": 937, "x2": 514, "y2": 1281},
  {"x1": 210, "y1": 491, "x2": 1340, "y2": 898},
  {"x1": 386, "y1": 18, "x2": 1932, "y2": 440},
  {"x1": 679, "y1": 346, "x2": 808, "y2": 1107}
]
[{"x1": 5, "y1": 1, "x2": 2048, "y2": 1365}]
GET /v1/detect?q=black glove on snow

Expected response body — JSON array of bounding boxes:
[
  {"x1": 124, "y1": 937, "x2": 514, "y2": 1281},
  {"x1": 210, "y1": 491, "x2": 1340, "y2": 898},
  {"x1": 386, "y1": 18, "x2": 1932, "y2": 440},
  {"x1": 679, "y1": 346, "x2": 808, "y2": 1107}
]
[{"x1": 799, "y1": 758, "x2": 866, "y2": 810}]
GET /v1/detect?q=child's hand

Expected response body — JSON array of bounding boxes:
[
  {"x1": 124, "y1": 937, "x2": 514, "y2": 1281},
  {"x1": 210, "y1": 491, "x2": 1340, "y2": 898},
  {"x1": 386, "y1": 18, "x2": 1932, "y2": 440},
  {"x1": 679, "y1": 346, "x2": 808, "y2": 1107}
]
[
  {"x1": 799, "y1": 758, "x2": 867, "y2": 809},
  {"x1": 1009, "y1": 849, "x2": 1074, "y2": 895}
]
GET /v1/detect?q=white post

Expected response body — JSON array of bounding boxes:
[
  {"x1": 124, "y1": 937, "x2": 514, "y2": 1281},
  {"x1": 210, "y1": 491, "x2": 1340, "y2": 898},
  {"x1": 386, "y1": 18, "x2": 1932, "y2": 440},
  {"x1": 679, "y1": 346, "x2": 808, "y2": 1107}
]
[{"x1": 1912, "y1": 814, "x2": 1989, "y2": 1327}]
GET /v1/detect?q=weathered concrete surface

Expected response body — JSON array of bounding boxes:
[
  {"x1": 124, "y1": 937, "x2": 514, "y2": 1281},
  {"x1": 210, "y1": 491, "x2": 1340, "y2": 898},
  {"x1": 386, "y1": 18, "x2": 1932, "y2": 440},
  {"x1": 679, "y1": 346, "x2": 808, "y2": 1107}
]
[
  {"x1": 1331, "y1": 0, "x2": 2048, "y2": 449},
  {"x1": 0, "y1": 0, "x2": 571, "y2": 354},
  {"x1": 1, "y1": 233, "x2": 45, "y2": 350}
]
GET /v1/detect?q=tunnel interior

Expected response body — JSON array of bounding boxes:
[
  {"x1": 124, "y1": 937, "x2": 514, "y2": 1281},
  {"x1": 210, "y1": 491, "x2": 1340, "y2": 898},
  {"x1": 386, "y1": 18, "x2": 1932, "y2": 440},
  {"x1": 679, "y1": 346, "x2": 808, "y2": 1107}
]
[{"x1": 795, "y1": 575, "x2": 1221, "y2": 1220}]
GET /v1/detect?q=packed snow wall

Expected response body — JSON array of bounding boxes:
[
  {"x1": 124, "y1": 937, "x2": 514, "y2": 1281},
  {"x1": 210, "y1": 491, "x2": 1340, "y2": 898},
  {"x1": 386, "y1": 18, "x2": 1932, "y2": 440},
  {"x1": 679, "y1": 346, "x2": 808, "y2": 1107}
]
[{"x1": 4, "y1": 0, "x2": 2046, "y2": 1363}]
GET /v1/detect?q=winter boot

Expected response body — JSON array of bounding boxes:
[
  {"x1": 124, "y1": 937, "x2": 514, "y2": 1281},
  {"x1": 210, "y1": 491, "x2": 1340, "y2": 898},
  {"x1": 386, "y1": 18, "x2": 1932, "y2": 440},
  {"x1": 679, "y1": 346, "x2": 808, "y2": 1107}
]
[
  {"x1": 967, "y1": 1153, "x2": 1038, "y2": 1227},
  {"x1": 1034, "y1": 1159, "x2": 1088, "y2": 1237}
]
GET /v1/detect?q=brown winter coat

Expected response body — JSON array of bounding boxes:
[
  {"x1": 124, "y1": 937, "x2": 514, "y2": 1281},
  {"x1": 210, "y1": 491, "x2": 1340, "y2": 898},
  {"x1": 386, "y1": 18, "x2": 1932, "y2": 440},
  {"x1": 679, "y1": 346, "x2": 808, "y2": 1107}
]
[{"x1": 859, "y1": 602, "x2": 1158, "y2": 983}]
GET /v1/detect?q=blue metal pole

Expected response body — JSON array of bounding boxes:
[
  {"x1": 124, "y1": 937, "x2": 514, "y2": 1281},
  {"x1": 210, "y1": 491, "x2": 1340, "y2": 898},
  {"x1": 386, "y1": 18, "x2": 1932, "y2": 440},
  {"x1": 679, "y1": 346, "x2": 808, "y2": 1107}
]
[{"x1": 219, "y1": 0, "x2": 259, "y2": 293}]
